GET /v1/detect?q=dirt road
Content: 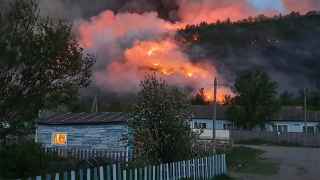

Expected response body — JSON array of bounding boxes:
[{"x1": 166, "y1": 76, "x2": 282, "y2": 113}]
[{"x1": 234, "y1": 145, "x2": 320, "y2": 180}]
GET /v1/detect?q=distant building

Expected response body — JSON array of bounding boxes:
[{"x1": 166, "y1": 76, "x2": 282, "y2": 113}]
[
  {"x1": 36, "y1": 112, "x2": 131, "y2": 152},
  {"x1": 191, "y1": 105, "x2": 320, "y2": 139},
  {"x1": 266, "y1": 106, "x2": 320, "y2": 134}
]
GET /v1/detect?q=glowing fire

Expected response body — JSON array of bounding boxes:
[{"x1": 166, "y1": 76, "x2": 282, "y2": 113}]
[
  {"x1": 122, "y1": 39, "x2": 213, "y2": 80},
  {"x1": 202, "y1": 88, "x2": 233, "y2": 103},
  {"x1": 78, "y1": 10, "x2": 235, "y2": 102}
]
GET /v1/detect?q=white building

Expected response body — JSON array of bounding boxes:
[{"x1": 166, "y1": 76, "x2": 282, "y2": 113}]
[{"x1": 191, "y1": 105, "x2": 320, "y2": 139}]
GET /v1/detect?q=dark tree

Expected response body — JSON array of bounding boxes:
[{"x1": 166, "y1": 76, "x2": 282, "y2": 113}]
[
  {"x1": 191, "y1": 88, "x2": 209, "y2": 105},
  {"x1": 0, "y1": 0, "x2": 94, "y2": 144},
  {"x1": 227, "y1": 70, "x2": 279, "y2": 129},
  {"x1": 129, "y1": 75, "x2": 194, "y2": 164},
  {"x1": 279, "y1": 91, "x2": 296, "y2": 106}
]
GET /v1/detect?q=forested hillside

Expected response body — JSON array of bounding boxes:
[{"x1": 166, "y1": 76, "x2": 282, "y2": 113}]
[{"x1": 177, "y1": 11, "x2": 320, "y2": 92}]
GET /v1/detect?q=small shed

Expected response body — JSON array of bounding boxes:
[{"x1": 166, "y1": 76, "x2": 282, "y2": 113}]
[{"x1": 36, "y1": 112, "x2": 130, "y2": 152}]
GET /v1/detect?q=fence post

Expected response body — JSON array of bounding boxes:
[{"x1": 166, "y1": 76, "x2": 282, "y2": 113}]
[
  {"x1": 112, "y1": 164, "x2": 117, "y2": 180},
  {"x1": 143, "y1": 166, "x2": 146, "y2": 180},
  {"x1": 71, "y1": 171, "x2": 75, "y2": 180},
  {"x1": 160, "y1": 164, "x2": 163, "y2": 180},
  {"x1": 87, "y1": 168, "x2": 91, "y2": 180},
  {"x1": 188, "y1": 160, "x2": 191, "y2": 178},
  {"x1": 123, "y1": 170, "x2": 127, "y2": 180},
  {"x1": 172, "y1": 162, "x2": 176, "y2": 180},
  {"x1": 134, "y1": 168, "x2": 137, "y2": 180},
  {"x1": 99, "y1": 166, "x2": 104, "y2": 180},
  {"x1": 182, "y1": 161, "x2": 185, "y2": 178},
  {"x1": 177, "y1": 162, "x2": 181, "y2": 179},
  {"x1": 152, "y1": 166, "x2": 156, "y2": 180},
  {"x1": 54, "y1": 173, "x2": 59, "y2": 180},
  {"x1": 218, "y1": 154, "x2": 222, "y2": 176}
]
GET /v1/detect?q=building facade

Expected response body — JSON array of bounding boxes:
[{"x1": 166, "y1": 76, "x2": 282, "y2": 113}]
[
  {"x1": 191, "y1": 105, "x2": 320, "y2": 139},
  {"x1": 36, "y1": 112, "x2": 130, "y2": 151}
]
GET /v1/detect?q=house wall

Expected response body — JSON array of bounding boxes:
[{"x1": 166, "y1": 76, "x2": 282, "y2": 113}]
[
  {"x1": 265, "y1": 121, "x2": 319, "y2": 133},
  {"x1": 192, "y1": 119, "x2": 319, "y2": 133},
  {"x1": 37, "y1": 124, "x2": 128, "y2": 151},
  {"x1": 191, "y1": 119, "x2": 231, "y2": 130}
]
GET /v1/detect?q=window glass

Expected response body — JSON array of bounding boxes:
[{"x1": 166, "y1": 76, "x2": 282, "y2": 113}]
[
  {"x1": 201, "y1": 123, "x2": 207, "y2": 129},
  {"x1": 53, "y1": 133, "x2": 67, "y2": 145}
]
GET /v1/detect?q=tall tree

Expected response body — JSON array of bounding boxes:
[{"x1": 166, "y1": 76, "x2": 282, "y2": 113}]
[
  {"x1": 129, "y1": 75, "x2": 194, "y2": 164},
  {"x1": 0, "y1": 0, "x2": 94, "y2": 144},
  {"x1": 227, "y1": 70, "x2": 279, "y2": 129}
]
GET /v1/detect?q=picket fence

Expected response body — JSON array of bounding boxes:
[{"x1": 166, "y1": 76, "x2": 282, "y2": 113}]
[
  {"x1": 20, "y1": 154, "x2": 227, "y2": 180},
  {"x1": 43, "y1": 147, "x2": 133, "y2": 162}
]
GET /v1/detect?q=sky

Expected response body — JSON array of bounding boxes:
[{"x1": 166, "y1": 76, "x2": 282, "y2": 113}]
[{"x1": 248, "y1": 0, "x2": 286, "y2": 12}]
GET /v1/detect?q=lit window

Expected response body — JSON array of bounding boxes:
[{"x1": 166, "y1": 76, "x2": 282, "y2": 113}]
[{"x1": 53, "y1": 133, "x2": 67, "y2": 145}]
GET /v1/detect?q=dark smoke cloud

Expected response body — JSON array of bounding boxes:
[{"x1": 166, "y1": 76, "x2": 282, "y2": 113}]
[{"x1": 38, "y1": 0, "x2": 179, "y2": 20}]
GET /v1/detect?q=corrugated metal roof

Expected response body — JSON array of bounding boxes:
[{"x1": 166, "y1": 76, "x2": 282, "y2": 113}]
[
  {"x1": 191, "y1": 105, "x2": 226, "y2": 119},
  {"x1": 38, "y1": 112, "x2": 128, "y2": 125}
]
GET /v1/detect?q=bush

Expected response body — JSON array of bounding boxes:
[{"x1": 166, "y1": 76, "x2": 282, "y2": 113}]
[{"x1": 0, "y1": 141, "x2": 56, "y2": 179}]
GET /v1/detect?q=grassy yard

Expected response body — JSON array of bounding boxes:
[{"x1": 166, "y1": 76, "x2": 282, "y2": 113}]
[
  {"x1": 180, "y1": 175, "x2": 237, "y2": 180},
  {"x1": 237, "y1": 139, "x2": 303, "y2": 147},
  {"x1": 223, "y1": 146, "x2": 279, "y2": 176}
]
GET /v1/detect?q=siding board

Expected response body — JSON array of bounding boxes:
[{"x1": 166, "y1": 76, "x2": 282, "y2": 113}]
[{"x1": 37, "y1": 124, "x2": 128, "y2": 151}]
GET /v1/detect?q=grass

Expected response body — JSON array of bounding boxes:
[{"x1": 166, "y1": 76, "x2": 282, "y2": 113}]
[
  {"x1": 237, "y1": 138, "x2": 303, "y2": 147},
  {"x1": 222, "y1": 146, "x2": 279, "y2": 176},
  {"x1": 179, "y1": 175, "x2": 238, "y2": 180}
]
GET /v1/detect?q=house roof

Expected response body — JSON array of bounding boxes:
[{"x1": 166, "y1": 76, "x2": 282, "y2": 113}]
[
  {"x1": 191, "y1": 105, "x2": 320, "y2": 122},
  {"x1": 38, "y1": 112, "x2": 128, "y2": 125},
  {"x1": 276, "y1": 106, "x2": 320, "y2": 122},
  {"x1": 191, "y1": 105, "x2": 226, "y2": 120}
]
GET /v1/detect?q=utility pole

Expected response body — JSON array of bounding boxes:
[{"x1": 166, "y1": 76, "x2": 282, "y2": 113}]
[
  {"x1": 304, "y1": 88, "x2": 308, "y2": 134},
  {"x1": 213, "y1": 77, "x2": 217, "y2": 140}
]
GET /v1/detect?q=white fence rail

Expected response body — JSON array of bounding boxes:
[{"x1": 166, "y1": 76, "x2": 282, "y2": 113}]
[
  {"x1": 19, "y1": 154, "x2": 227, "y2": 180},
  {"x1": 43, "y1": 147, "x2": 133, "y2": 162}
]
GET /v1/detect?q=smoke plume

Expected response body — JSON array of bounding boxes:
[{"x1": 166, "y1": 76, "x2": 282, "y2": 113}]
[{"x1": 12, "y1": 0, "x2": 312, "y2": 100}]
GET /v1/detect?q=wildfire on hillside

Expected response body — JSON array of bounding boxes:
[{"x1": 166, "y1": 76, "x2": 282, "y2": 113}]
[
  {"x1": 77, "y1": 0, "x2": 319, "y2": 102},
  {"x1": 77, "y1": 9, "x2": 234, "y2": 102}
]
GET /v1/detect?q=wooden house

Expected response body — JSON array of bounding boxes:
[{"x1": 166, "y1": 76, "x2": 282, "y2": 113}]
[{"x1": 36, "y1": 112, "x2": 130, "y2": 152}]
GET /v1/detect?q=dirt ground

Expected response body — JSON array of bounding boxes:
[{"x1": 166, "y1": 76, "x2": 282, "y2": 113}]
[{"x1": 232, "y1": 145, "x2": 320, "y2": 180}]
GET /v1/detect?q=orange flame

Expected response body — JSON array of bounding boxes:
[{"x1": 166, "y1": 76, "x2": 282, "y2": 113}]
[
  {"x1": 77, "y1": 7, "x2": 240, "y2": 101},
  {"x1": 123, "y1": 39, "x2": 213, "y2": 79},
  {"x1": 202, "y1": 88, "x2": 233, "y2": 103}
]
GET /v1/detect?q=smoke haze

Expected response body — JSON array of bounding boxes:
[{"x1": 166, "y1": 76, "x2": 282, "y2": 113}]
[{"x1": 3, "y1": 0, "x2": 320, "y2": 98}]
